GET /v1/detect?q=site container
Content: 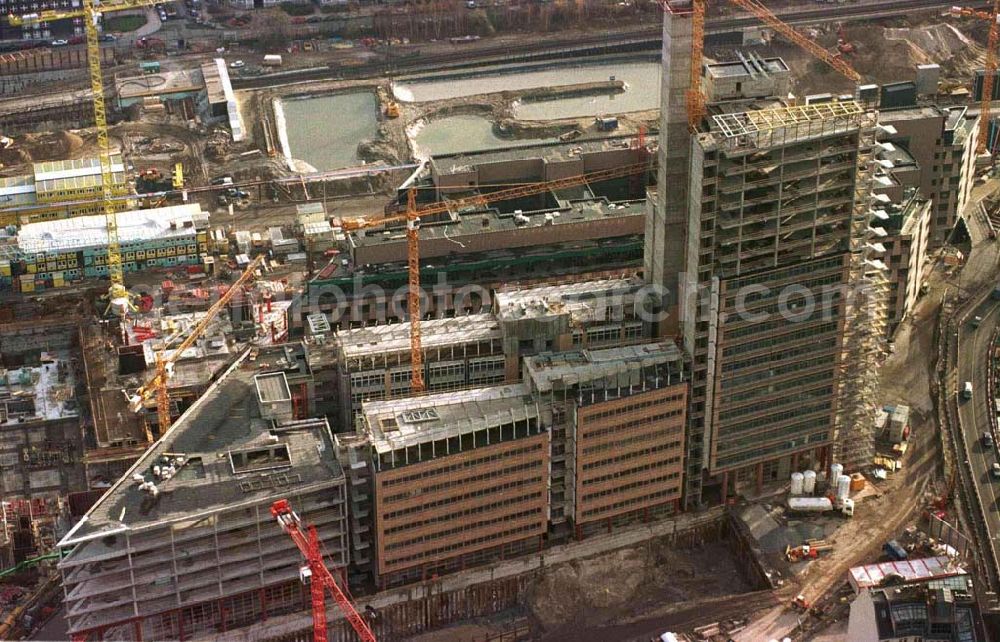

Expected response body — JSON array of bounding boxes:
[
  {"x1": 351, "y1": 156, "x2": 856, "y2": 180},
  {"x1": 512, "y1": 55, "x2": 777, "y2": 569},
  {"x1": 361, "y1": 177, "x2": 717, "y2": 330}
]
[{"x1": 787, "y1": 497, "x2": 832, "y2": 513}]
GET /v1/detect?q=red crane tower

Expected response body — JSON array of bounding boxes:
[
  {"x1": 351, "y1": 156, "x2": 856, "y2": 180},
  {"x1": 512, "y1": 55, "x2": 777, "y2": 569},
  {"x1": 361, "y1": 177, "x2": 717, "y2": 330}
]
[{"x1": 270, "y1": 499, "x2": 377, "y2": 642}]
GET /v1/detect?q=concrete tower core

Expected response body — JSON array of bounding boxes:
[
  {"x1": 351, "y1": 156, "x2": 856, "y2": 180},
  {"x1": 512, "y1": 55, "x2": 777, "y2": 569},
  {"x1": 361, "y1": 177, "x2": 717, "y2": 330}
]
[{"x1": 644, "y1": 1, "x2": 694, "y2": 342}]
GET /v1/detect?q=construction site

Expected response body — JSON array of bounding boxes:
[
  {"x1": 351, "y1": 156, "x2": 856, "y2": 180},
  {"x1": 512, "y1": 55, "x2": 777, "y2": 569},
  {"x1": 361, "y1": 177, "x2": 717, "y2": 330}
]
[{"x1": 3, "y1": 0, "x2": 1000, "y2": 640}]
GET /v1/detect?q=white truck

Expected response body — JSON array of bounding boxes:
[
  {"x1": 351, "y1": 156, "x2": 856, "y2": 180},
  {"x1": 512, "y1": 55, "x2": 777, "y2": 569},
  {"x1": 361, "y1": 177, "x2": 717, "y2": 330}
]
[
  {"x1": 263, "y1": 54, "x2": 283, "y2": 67},
  {"x1": 787, "y1": 496, "x2": 854, "y2": 517}
]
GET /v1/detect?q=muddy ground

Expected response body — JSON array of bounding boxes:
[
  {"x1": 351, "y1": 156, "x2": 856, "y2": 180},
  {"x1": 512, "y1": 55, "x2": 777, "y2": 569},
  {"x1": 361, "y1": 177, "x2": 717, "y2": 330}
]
[
  {"x1": 528, "y1": 539, "x2": 753, "y2": 634},
  {"x1": 713, "y1": 16, "x2": 987, "y2": 96}
]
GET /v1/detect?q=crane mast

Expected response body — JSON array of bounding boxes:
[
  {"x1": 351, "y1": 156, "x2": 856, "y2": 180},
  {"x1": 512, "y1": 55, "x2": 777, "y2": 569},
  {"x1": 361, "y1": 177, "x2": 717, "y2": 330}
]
[
  {"x1": 405, "y1": 188, "x2": 425, "y2": 393},
  {"x1": 82, "y1": 0, "x2": 124, "y2": 297},
  {"x1": 7, "y1": 0, "x2": 158, "y2": 304},
  {"x1": 687, "y1": 0, "x2": 706, "y2": 129},
  {"x1": 655, "y1": 0, "x2": 862, "y2": 131},
  {"x1": 271, "y1": 500, "x2": 377, "y2": 642},
  {"x1": 951, "y1": 3, "x2": 1000, "y2": 156},
  {"x1": 338, "y1": 161, "x2": 652, "y2": 398},
  {"x1": 131, "y1": 255, "x2": 265, "y2": 431}
]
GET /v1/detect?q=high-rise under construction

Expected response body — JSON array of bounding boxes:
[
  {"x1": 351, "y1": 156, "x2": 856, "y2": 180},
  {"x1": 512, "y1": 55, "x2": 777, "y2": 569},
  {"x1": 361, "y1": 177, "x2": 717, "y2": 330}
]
[{"x1": 647, "y1": 2, "x2": 886, "y2": 507}]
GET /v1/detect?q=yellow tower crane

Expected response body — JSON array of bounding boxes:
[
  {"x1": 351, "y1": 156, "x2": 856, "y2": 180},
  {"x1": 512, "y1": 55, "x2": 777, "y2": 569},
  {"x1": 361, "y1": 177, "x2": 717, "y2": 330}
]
[
  {"x1": 8, "y1": 0, "x2": 158, "y2": 308},
  {"x1": 129, "y1": 255, "x2": 265, "y2": 435}
]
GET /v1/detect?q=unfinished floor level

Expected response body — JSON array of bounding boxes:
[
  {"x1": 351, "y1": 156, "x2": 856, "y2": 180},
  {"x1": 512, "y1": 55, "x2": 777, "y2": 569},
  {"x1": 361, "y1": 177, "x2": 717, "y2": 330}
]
[{"x1": 57, "y1": 349, "x2": 348, "y2": 641}]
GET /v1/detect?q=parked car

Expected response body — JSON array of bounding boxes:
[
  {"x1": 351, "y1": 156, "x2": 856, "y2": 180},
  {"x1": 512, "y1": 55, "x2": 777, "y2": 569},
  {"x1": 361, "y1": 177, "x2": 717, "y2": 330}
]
[
  {"x1": 883, "y1": 539, "x2": 908, "y2": 561},
  {"x1": 228, "y1": 59, "x2": 245, "y2": 69},
  {"x1": 992, "y1": 462, "x2": 1000, "y2": 479},
  {"x1": 984, "y1": 432, "x2": 994, "y2": 449},
  {"x1": 98, "y1": 34, "x2": 117, "y2": 42},
  {"x1": 51, "y1": 39, "x2": 69, "y2": 46},
  {"x1": 963, "y1": 381, "x2": 973, "y2": 400},
  {"x1": 972, "y1": 315, "x2": 983, "y2": 328}
]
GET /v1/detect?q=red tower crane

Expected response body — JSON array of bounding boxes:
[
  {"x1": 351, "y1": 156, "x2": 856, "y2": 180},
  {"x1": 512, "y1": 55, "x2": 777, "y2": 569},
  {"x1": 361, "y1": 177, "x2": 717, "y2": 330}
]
[{"x1": 270, "y1": 499, "x2": 377, "y2": 642}]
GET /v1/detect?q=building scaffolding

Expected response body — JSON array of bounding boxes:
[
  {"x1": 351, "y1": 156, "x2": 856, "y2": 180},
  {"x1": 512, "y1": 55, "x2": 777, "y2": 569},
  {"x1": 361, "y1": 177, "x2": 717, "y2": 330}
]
[
  {"x1": 712, "y1": 101, "x2": 865, "y2": 138},
  {"x1": 706, "y1": 101, "x2": 869, "y2": 154},
  {"x1": 834, "y1": 110, "x2": 889, "y2": 472}
]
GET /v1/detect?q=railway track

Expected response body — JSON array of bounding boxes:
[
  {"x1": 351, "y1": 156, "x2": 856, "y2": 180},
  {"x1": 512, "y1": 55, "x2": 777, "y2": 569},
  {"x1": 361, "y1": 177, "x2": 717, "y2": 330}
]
[{"x1": 232, "y1": 0, "x2": 979, "y2": 91}]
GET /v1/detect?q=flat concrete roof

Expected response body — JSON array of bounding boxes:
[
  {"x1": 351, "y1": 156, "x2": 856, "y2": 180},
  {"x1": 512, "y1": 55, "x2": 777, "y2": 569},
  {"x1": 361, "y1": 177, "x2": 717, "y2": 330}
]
[
  {"x1": 60, "y1": 350, "x2": 343, "y2": 544},
  {"x1": 349, "y1": 197, "x2": 644, "y2": 248},
  {"x1": 431, "y1": 134, "x2": 657, "y2": 175},
  {"x1": 525, "y1": 341, "x2": 684, "y2": 393},
  {"x1": 495, "y1": 276, "x2": 644, "y2": 322},
  {"x1": 707, "y1": 56, "x2": 788, "y2": 78},
  {"x1": 202, "y1": 59, "x2": 228, "y2": 105},
  {"x1": 945, "y1": 105, "x2": 967, "y2": 132},
  {"x1": 878, "y1": 140, "x2": 917, "y2": 170},
  {"x1": 880, "y1": 104, "x2": 945, "y2": 122},
  {"x1": 337, "y1": 314, "x2": 501, "y2": 359},
  {"x1": 18, "y1": 203, "x2": 207, "y2": 254},
  {"x1": 32, "y1": 155, "x2": 126, "y2": 196},
  {"x1": 0, "y1": 352, "x2": 78, "y2": 424},
  {"x1": 116, "y1": 68, "x2": 204, "y2": 101},
  {"x1": 361, "y1": 383, "x2": 534, "y2": 454},
  {"x1": 0, "y1": 175, "x2": 36, "y2": 207},
  {"x1": 255, "y1": 372, "x2": 291, "y2": 403}
]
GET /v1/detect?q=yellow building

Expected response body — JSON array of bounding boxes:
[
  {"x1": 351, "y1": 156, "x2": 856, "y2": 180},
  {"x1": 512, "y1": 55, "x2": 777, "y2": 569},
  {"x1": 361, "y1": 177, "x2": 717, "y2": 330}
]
[{"x1": 0, "y1": 154, "x2": 130, "y2": 228}]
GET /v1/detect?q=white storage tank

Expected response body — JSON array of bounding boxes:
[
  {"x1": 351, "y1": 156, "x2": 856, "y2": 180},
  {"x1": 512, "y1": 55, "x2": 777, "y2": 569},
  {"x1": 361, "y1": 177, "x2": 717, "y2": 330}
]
[
  {"x1": 791, "y1": 472, "x2": 805, "y2": 495},
  {"x1": 803, "y1": 470, "x2": 817, "y2": 494},
  {"x1": 830, "y1": 463, "x2": 843, "y2": 488},
  {"x1": 836, "y1": 474, "x2": 851, "y2": 502}
]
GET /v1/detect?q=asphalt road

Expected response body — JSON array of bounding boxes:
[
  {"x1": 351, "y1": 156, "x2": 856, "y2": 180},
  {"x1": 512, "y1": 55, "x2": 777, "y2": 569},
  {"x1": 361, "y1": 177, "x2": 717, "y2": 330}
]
[
  {"x1": 957, "y1": 296, "x2": 1000, "y2": 544},
  {"x1": 953, "y1": 199, "x2": 1000, "y2": 589}
]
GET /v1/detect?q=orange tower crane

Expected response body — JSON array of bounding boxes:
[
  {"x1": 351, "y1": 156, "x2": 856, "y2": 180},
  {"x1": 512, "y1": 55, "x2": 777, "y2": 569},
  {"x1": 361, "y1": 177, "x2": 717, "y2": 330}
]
[
  {"x1": 950, "y1": 3, "x2": 1000, "y2": 155},
  {"x1": 405, "y1": 188, "x2": 425, "y2": 393},
  {"x1": 655, "y1": 0, "x2": 861, "y2": 129},
  {"x1": 337, "y1": 161, "x2": 652, "y2": 395},
  {"x1": 271, "y1": 499, "x2": 377, "y2": 642},
  {"x1": 129, "y1": 255, "x2": 265, "y2": 434}
]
